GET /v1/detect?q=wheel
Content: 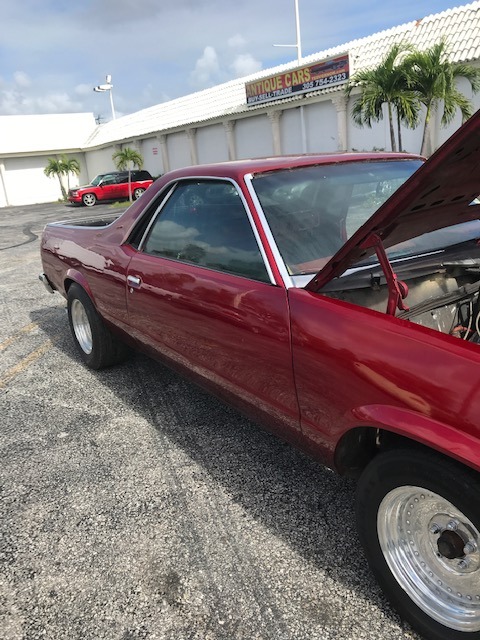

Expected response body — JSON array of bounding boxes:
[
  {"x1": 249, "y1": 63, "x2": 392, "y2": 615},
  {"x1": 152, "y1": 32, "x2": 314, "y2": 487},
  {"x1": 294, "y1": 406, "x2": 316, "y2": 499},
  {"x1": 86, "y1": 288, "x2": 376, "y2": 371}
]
[
  {"x1": 82, "y1": 193, "x2": 97, "y2": 207},
  {"x1": 357, "y1": 449, "x2": 480, "y2": 640},
  {"x1": 133, "y1": 187, "x2": 145, "y2": 200},
  {"x1": 67, "y1": 283, "x2": 130, "y2": 369}
]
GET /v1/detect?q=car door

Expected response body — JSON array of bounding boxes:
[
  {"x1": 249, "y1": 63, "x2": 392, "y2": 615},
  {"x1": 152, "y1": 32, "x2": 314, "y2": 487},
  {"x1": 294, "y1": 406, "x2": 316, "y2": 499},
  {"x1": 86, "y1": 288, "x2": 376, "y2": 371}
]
[
  {"x1": 125, "y1": 179, "x2": 301, "y2": 441},
  {"x1": 97, "y1": 174, "x2": 118, "y2": 201}
]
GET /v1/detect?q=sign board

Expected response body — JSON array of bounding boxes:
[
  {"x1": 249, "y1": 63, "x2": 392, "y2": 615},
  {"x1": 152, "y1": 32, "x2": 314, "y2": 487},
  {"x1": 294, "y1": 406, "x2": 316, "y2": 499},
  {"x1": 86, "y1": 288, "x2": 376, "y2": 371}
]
[{"x1": 245, "y1": 54, "x2": 349, "y2": 106}]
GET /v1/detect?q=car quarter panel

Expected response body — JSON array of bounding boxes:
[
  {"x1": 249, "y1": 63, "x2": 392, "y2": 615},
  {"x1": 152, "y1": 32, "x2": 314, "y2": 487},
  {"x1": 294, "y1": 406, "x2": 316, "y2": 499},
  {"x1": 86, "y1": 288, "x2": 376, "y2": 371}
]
[
  {"x1": 40, "y1": 223, "x2": 132, "y2": 327},
  {"x1": 287, "y1": 287, "x2": 480, "y2": 471}
]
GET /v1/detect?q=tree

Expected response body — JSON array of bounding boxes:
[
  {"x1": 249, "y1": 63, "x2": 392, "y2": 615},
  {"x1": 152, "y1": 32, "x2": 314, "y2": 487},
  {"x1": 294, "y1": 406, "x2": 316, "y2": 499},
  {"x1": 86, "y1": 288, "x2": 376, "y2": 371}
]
[
  {"x1": 112, "y1": 147, "x2": 144, "y2": 202},
  {"x1": 61, "y1": 155, "x2": 81, "y2": 191},
  {"x1": 44, "y1": 157, "x2": 68, "y2": 199},
  {"x1": 405, "y1": 40, "x2": 480, "y2": 156},
  {"x1": 44, "y1": 155, "x2": 81, "y2": 200},
  {"x1": 346, "y1": 43, "x2": 420, "y2": 152}
]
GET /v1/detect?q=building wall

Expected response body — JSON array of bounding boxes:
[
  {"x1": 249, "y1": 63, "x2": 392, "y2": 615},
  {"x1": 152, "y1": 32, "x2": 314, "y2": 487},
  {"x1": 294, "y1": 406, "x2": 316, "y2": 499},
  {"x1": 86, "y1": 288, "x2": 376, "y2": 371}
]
[
  {"x1": 2, "y1": 156, "x2": 62, "y2": 206},
  {"x1": 85, "y1": 147, "x2": 117, "y2": 181},
  {"x1": 1, "y1": 70, "x2": 480, "y2": 207},
  {"x1": 141, "y1": 137, "x2": 165, "y2": 177},
  {"x1": 236, "y1": 115, "x2": 273, "y2": 159},
  {"x1": 197, "y1": 124, "x2": 229, "y2": 164},
  {"x1": 167, "y1": 132, "x2": 190, "y2": 170},
  {"x1": 304, "y1": 101, "x2": 338, "y2": 153}
]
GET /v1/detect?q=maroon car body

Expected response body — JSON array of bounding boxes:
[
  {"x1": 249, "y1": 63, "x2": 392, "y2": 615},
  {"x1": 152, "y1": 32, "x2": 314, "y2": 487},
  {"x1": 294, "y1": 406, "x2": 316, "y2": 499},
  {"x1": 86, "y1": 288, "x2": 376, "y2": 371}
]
[{"x1": 40, "y1": 111, "x2": 480, "y2": 640}]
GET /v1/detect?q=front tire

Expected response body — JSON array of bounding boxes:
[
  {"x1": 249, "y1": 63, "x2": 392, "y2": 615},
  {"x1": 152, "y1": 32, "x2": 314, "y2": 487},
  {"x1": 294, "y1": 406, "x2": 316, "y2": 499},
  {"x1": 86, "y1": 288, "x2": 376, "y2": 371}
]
[
  {"x1": 67, "y1": 283, "x2": 129, "y2": 369},
  {"x1": 133, "y1": 187, "x2": 145, "y2": 200},
  {"x1": 82, "y1": 193, "x2": 97, "y2": 207},
  {"x1": 357, "y1": 449, "x2": 480, "y2": 640}
]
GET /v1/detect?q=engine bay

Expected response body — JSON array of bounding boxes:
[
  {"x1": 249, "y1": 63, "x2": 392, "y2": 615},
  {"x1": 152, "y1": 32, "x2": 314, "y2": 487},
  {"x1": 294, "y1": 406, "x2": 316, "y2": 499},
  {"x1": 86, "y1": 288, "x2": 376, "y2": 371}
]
[{"x1": 323, "y1": 249, "x2": 480, "y2": 342}]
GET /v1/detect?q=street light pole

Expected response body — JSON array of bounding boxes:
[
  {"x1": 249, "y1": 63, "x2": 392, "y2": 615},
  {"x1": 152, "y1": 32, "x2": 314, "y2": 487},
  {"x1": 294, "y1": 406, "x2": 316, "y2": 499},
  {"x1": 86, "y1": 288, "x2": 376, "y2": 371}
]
[
  {"x1": 273, "y1": 0, "x2": 307, "y2": 153},
  {"x1": 93, "y1": 74, "x2": 116, "y2": 120}
]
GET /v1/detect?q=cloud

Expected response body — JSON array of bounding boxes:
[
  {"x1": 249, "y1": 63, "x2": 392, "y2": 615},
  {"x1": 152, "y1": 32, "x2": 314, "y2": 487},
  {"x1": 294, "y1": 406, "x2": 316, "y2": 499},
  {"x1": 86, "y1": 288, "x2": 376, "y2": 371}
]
[
  {"x1": 13, "y1": 71, "x2": 31, "y2": 87},
  {"x1": 228, "y1": 34, "x2": 247, "y2": 48},
  {"x1": 230, "y1": 54, "x2": 262, "y2": 78},
  {"x1": 0, "y1": 86, "x2": 83, "y2": 115},
  {"x1": 190, "y1": 46, "x2": 221, "y2": 87},
  {"x1": 75, "y1": 83, "x2": 94, "y2": 96}
]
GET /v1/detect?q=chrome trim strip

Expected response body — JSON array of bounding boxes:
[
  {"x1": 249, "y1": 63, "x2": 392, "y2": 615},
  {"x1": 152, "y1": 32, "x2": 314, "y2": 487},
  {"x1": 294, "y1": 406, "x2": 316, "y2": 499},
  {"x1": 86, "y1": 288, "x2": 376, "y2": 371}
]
[{"x1": 244, "y1": 173, "x2": 294, "y2": 289}]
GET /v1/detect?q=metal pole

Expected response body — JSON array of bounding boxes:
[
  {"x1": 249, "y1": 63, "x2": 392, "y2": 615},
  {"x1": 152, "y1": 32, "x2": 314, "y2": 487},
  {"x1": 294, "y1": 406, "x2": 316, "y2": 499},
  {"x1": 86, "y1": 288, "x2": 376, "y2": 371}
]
[
  {"x1": 295, "y1": 0, "x2": 307, "y2": 153},
  {"x1": 109, "y1": 88, "x2": 116, "y2": 120},
  {"x1": 294, "y1": 0, "x2": 302, "y2": 61}
]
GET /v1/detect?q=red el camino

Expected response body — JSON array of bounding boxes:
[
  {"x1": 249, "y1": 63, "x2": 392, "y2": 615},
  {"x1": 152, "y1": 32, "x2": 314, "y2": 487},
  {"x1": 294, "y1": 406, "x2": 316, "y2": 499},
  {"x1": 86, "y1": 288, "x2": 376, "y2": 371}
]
[{"x1": 40, "y1": 110, "x2": 480, "y2": 640}]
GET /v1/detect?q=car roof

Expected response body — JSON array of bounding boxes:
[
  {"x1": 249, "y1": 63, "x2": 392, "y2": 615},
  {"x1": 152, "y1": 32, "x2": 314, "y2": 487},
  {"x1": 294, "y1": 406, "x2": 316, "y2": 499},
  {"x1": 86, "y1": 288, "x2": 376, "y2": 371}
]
[{"x1": 157, "y1": 152, "x2": 422, "y2": 183}]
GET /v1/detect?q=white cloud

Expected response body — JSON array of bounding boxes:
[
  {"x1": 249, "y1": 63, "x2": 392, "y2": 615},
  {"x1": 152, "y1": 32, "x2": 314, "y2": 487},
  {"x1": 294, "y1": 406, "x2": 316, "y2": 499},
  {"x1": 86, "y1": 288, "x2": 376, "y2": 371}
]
[
  {"x1": 75, "y1": 83, "x2": 94, "y2": 96},
  {"x1": 228, "y1": 34, "x2": 246, "y2": 48},
  {"x1": 230, "y1": 54, "x2": 262, "y2": 78},
  {"x1": 0, "y1": 87, "x2": 83, "y2": 115},
  {"x1": 190, "y1": 46, "x2": 220, "y2": 87},
  {"x1": 13, "y1": 71, "x2": 31, "y2": 87}
]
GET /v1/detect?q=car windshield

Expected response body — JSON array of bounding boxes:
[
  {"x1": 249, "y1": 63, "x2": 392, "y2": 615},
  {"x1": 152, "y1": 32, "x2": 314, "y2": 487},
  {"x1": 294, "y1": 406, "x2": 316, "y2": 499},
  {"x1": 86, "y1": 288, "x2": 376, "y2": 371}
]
[
  {"x1": 252, "y1": 159, "x2": 423, "y2": 275},
  {"x1": 90, "y1": 174, "x2": 107, "y2": 186}
]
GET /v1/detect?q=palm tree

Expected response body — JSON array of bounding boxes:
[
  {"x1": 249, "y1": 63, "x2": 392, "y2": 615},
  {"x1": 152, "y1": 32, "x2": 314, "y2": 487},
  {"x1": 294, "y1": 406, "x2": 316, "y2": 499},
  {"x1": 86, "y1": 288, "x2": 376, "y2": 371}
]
[
  {"x1": 112, "y1": 147, "x2": 144, "y2": 202},
  {"x1": 405, "y1": 40, "x2": 480, "y2": 156},
  {"x1": 44, "y1": 157, "x2": 67, "y2": 200},
  {"x1": 346, "y1": 43, "x2": 419, "y2": 152},
  {"x1": 60, "y1": 155, "x2": 81, "y2": 191}
]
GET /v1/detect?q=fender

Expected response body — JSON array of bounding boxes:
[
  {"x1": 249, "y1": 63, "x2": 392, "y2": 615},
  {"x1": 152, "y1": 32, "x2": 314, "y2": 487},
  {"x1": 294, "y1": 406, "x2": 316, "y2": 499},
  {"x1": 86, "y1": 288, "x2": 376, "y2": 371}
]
[
  {"x1": 352, "y1": 404, "x2": 480, "y2": 473},
  {"x1": 64, "y1": 268, "x2": 95, "y2": 302}
]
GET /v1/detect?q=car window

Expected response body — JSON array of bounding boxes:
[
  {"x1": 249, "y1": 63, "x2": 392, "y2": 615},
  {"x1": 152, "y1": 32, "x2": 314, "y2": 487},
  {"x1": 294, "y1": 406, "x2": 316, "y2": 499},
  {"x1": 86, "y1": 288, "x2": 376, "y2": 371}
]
[
  {"x1": 91, "y1": 174, "x2": 106, "y2": 186},
  {"x1": 134, "y1": 171, "x2": 152, "y2": 181},
  {"x1": 101, "y1": 174, "x2": 117, "y2": 186},
  {"x1": 142, "y1": 180, "x2": 270, "y2": 282}
]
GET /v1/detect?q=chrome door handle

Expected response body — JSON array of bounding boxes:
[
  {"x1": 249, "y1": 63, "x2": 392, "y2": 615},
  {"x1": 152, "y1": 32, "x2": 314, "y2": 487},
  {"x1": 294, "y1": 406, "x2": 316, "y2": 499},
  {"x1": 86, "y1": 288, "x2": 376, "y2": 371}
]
[{"x1": 127, "y1": 275, "x2": 141, "y2": 288}]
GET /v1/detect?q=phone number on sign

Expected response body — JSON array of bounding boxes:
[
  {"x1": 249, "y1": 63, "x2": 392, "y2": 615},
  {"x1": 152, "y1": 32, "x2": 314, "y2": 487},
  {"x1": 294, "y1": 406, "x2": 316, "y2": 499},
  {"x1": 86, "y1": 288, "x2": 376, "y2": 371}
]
[{"x1": 303, "y1": 73, "x2": 347, "y2": 90}]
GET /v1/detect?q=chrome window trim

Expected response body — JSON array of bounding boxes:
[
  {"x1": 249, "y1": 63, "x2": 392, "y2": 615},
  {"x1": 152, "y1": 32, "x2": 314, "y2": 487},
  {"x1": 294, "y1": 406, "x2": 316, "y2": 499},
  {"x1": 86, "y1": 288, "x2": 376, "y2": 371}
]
[
  {"x1": 138, "y1": 176, "x2": 276, "y2": 285},
  {"x1": 244, "y1": 173, "x2": 294, "y2": 289},
  {"x1": 137, "y1": 182, "x2": 177, "y2": 251}
]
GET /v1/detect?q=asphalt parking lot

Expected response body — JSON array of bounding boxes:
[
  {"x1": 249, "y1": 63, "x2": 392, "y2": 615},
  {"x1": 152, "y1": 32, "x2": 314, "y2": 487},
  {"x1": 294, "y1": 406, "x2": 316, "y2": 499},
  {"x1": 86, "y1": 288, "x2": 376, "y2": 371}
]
[{"x1": 0, "y1": 201, "x2": 421, "y2": 640}]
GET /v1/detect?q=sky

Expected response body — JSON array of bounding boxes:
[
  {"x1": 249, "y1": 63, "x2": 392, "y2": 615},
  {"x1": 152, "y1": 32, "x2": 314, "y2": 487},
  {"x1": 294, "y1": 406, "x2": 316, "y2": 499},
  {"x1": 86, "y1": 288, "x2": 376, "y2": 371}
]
[{"x1": 0, "y1": 0, "x2": 469, "y2": 121}]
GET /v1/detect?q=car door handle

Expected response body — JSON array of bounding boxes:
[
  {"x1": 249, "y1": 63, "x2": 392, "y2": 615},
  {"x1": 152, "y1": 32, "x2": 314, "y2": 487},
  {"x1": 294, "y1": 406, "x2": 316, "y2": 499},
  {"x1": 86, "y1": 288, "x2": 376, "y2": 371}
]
[{"x1": 127, "y1": 275, "x2": 142, "y2": 288}]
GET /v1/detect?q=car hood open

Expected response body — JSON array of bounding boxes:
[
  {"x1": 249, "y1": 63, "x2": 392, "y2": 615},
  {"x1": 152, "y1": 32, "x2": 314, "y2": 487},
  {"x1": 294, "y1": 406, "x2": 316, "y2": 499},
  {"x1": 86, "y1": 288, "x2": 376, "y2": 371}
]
[{"x1": 306, "y1": 109, "x2": 480, "y2": 293}]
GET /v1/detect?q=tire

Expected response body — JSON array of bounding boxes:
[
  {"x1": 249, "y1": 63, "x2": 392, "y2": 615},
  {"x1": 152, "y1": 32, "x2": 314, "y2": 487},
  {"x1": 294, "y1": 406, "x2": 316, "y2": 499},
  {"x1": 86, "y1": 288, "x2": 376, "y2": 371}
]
[
  {"x1": 357, "y1": 449, "x2": 480, "y2": 640},
  {"x1": 133, "y1": 187, "x2": 145, "y2": 200},
  {"x1": 82, "y1": 193, "x2": 97, "y2": 207},
  {"x1": 67, "y1": 283, "x2": 130, "y2": 369}
]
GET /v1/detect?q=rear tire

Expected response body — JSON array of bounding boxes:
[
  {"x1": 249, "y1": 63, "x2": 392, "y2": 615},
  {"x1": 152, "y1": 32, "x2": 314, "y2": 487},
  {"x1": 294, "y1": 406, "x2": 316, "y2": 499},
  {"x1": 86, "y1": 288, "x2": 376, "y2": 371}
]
[
  {"x1": 82, "y1": 193, "x2": 96, "y2": 207},
  {"x1": 67, "y1": 283, "x2": 130, "y2": 369},
  {"x1": 357, "y1": 449, "x2": 480, "y2": 640}
]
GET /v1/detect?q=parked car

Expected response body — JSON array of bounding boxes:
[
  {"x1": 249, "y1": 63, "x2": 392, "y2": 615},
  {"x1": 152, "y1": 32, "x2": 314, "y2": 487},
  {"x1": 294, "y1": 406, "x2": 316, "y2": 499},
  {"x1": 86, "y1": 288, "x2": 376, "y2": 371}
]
[
  {"x1": 67, "y1": 170, "x2": 154, "y2": 206},
  {"x1": 40, "y1": 110, "x2": 480, "y2": 640}
]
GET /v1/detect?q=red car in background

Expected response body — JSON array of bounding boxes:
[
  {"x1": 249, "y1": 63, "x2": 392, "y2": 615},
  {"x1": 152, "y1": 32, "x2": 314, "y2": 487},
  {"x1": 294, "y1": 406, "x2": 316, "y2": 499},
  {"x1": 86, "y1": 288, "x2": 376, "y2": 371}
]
[
  {"x1": 68, "y1": 170, "x2": 153, "y2": 206},
  {"x1": 40, "y1": 110, "x2": 480, "y2": 640}
]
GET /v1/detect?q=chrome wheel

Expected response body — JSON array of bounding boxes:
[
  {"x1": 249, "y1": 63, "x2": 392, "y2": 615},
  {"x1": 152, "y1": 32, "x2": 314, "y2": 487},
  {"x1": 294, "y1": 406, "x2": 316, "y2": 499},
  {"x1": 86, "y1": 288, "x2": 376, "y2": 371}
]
[
  {"x1": 82, "y1": 193, "x2": 96, "y2": 207},
  {"x1": 133, "y1": 187, "x2": 145, "y2": 200},
  {"x1": 70, "y1": 298, "x2": 93, "y2": 354},
  {"x1": 378, "y1": 485, "x2": 480, "y2": 632}
]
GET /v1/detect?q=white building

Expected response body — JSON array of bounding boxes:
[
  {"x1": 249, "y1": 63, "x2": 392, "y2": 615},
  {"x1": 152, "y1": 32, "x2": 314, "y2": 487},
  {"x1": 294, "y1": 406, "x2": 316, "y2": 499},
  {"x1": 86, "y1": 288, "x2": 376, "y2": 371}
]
[{"x1": 1, "y1": 1, "x2": 479, "y2": 207}]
